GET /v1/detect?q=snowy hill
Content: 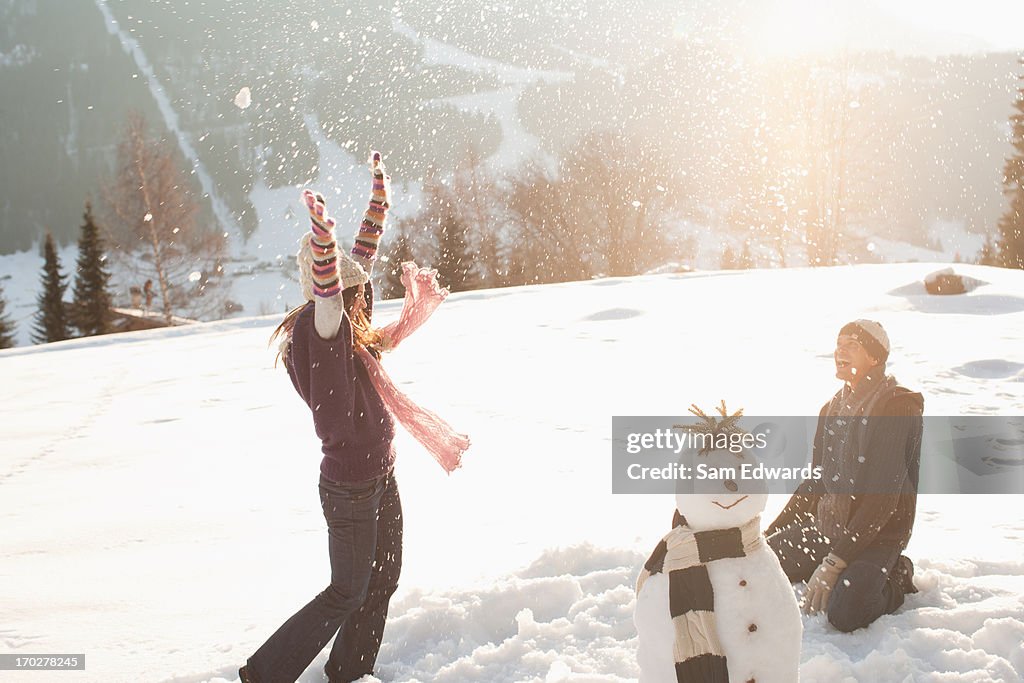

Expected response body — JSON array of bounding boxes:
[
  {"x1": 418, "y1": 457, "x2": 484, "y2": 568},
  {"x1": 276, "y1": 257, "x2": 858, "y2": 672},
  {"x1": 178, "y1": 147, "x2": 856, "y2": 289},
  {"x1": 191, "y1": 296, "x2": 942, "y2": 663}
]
[{"x1": 1, "y1": 263, "x2": 1023, "y2": 682}]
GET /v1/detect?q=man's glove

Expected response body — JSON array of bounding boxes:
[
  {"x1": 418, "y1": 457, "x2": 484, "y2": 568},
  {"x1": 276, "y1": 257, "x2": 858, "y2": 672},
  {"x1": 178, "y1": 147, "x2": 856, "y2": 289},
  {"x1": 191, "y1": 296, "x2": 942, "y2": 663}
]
[{"x1": 803, "y1": 552, "x2": 847, "y2": 615}]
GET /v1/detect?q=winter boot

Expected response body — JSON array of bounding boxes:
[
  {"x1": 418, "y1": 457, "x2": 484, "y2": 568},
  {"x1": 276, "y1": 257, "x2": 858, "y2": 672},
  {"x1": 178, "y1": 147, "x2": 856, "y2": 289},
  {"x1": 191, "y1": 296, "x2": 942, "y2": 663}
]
[{"x1": 894, "y1": 555, "x2": 918, "y2": 595}]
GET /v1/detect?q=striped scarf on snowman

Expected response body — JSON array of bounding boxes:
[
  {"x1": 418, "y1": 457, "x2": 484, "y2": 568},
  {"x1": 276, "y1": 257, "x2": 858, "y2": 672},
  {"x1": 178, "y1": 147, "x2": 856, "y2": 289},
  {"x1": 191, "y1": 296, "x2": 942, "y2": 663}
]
[{"x1": 636, "y1": 512, "x2": 764, "y2": 683}]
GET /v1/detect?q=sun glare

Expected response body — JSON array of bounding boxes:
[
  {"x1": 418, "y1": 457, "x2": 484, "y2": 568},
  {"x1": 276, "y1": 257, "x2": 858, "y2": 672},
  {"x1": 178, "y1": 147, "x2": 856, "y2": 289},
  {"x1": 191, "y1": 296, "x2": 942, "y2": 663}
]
[{"x1": 749, "y1": 1, "x2": 850, "y2": 57}]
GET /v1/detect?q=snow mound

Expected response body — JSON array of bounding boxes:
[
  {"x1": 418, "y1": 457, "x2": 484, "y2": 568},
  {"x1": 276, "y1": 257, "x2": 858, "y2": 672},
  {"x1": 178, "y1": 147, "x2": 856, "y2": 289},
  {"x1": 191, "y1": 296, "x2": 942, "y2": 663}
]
[
  {"x1": 375, "y1": 545, "x2": 643, "y2": 682},
  {"x1": 334, "y1": 545, "x2": 1024, "y2": 682}
]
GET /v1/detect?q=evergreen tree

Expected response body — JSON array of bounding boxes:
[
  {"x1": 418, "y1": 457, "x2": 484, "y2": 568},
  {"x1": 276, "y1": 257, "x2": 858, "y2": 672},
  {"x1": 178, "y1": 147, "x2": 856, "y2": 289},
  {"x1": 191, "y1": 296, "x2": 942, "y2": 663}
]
[
  {"x1": 997, "y1": 59, "x2": 1024, "y2": 269},
  {"x1": 978, "y1": 235, "x2": 1000, "y2": 266},
  {"x1": 433, "y1": 204, "x2": 477, "y2": 292},
  {"x1": 32, "y1": 233, "x2": 70, "y2": 344},
  {"x1": 415, "y1": 174, "x2": 478, "y2": 293},
  {"x1": 0, "y1": 281, "x2": 16, "y2": 349},
  {"x1": 380, "y1": 225, "x2": 418, "y2": 301},
  {"x1": 721, "y1": 245, "x2": 738, "y2": 270},
  {"x1": 71, "y1": 202, "x2": 114, "y2": 336}
]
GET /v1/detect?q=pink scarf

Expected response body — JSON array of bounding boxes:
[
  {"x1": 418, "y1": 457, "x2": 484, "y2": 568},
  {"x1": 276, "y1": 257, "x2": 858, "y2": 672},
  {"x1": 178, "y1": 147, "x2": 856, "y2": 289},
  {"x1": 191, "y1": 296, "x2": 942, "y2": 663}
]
[{"x1": 355, "y1": 262, "x2": 470, "y2": 473}]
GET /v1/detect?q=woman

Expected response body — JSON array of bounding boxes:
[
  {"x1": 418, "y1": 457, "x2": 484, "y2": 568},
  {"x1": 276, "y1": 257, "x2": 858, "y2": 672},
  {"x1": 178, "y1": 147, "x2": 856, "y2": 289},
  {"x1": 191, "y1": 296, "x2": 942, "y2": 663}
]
[{"x1": 240, "y1": 154, "x2": 405, "y2": 683}]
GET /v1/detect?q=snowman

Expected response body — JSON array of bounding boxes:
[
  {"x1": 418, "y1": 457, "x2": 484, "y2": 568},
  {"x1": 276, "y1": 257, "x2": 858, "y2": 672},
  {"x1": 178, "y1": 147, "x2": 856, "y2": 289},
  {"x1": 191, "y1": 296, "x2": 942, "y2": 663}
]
[{"x1": 634, "y1": 404, "x2": 801, "y2": 683}]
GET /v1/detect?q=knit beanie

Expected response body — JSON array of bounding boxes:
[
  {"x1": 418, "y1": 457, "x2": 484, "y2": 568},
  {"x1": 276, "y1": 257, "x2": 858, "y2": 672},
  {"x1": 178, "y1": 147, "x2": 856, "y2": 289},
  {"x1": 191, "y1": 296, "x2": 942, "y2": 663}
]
[
  {"x1": 838, "y1": 319, "x2": 890, "y2": 364},
  {"x1": 297, "y1": 232, "x2": 369, "y2": 302}
]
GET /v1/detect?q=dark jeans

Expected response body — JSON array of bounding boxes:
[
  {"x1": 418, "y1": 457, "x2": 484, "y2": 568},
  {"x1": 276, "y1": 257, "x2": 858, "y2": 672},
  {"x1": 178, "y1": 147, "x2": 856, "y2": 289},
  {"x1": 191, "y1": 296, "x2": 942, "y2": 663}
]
[
  {"x1": 767, "y1": 520, "x2": 906, "y2": 632},
  {"x1": 247, "y1": 471, "x2": 403, "y2": 683}
]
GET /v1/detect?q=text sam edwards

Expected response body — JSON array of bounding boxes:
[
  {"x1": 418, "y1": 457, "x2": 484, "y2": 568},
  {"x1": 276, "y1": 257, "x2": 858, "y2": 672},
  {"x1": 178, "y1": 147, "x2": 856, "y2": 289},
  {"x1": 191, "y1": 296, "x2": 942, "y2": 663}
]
[{"x1": 627, "y1": 462, "x2": 824, "y2": 481}]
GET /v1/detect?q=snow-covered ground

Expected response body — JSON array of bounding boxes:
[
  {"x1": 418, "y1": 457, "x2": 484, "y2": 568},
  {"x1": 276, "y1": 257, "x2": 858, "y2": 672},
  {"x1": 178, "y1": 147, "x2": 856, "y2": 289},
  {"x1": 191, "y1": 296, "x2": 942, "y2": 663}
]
[
  {"x1": 0, "y1": 222, "x2": 993, "y2": 351},
  {"x1": 1, "y1": 263, "x2": 1023, "y2": 682}
]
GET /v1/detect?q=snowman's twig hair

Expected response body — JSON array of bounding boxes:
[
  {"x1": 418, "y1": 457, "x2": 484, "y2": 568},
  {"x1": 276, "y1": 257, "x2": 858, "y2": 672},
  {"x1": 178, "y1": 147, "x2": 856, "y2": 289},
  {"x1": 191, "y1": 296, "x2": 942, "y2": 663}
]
[{"x1": 673, "y1": 401, "x2": 746, "y2": 455}]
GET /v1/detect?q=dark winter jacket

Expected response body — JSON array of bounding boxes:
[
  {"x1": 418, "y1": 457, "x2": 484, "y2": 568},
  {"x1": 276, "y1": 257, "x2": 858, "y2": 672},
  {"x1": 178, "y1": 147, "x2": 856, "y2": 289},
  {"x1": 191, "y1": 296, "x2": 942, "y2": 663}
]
[
  {"x1": 766, "y1": 379, "x2": 924, "y2": 562},
  {"x1": 285, "y1": 283, "x2": 396, "y2": 483}
]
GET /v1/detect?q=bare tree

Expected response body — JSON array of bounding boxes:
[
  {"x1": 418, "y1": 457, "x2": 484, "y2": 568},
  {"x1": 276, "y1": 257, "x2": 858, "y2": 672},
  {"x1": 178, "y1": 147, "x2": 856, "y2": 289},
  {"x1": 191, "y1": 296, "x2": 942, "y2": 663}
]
[
  {"x1": 798, "y1": 58, "x2": 855, "y2": 266},
  {"x1": 453, "y1": 145, "x2": 500, "y2": 286},
  {"x1": 504, "y1": 163, "x2": 590, "y2": 285},
  {"x1": 101, "y1": 112, "x2": 228, "y2": 323},
  {"x1": 563, "y1": 133, "x2": 670, "y2": 277},
  {"x1": 793, "y1": 54, "x2": 890, "y2": 266}
]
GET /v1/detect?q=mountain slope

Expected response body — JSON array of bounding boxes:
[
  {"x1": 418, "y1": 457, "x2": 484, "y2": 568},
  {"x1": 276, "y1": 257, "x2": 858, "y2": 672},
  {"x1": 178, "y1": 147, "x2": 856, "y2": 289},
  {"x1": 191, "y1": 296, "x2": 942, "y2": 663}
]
[{"x1": 1, "y1": 0, "x2": 1021, "y2": 261}]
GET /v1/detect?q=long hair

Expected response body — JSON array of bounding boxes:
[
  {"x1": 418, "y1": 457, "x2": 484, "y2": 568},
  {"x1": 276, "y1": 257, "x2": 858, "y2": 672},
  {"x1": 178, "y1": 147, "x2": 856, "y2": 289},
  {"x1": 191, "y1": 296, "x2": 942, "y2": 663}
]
[{"x1": 269, "y1": 287, "x2": 383, "y2": 367}]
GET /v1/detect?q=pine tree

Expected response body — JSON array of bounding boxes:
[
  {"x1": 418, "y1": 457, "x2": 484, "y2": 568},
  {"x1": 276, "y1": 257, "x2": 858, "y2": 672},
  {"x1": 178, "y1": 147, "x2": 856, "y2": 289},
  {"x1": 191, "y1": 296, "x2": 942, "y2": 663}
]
[
  {"x1": 380, "y1": 225, "x2": 418, "y2": 301},
  {"x1": 434, "y1": 204, "x2": 477, "y2": 292},
  {"x1": 997, "y1": 58, "x2": 1024, "y2": 269},
  {"x1": 978, "y1": 235, "x2": 1000, "y2": 266},
  {"x1": 417, "y1": 174, "x2": 478, "y2": 293},
  {"x1": 721, "y1": 245, "x2": 738, "y2": 270},
  {"x1": 71, "y1": 202, "x2": 114, "y2": 336},
  {"x1": 32, "y1": 233, "x2": 70, "y2": 344},
  {"x1": 0, "y1": 282, "x2": 16, "y2": 349}
]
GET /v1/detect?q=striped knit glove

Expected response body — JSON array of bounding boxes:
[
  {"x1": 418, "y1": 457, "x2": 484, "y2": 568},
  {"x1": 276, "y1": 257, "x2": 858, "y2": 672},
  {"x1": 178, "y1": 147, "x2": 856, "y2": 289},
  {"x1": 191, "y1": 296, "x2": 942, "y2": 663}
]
[
  {"x1": 351, "y1": 151, "x2": 390, "y2": 262},
  {"x1": 302, "y1": 189, "x2": 341, "y2": 298}
]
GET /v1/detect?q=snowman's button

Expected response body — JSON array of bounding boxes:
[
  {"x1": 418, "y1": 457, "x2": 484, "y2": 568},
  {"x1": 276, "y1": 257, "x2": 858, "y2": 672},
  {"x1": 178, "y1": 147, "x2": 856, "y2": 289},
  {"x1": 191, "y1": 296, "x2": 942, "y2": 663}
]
[
  {"x1": 739, "y1": 579, "x2": 747, "y2": 587},
  {"x1": 748, "y1": 623, "x2": 757, "y2": 632}
]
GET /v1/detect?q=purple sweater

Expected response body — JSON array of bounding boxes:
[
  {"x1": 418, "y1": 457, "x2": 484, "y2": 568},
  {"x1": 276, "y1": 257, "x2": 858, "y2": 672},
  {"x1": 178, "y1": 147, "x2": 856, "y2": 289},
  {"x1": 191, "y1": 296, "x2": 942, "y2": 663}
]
[{"x1": 285, "y1": 288, "x2": 396, "y2": 483}]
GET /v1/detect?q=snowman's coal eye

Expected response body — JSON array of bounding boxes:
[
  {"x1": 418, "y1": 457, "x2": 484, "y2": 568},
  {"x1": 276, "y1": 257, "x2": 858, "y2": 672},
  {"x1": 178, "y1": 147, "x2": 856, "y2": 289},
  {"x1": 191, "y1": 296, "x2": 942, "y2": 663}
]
[{"x1": 725, "y1": 480, "x2": 738, "y2": 492}]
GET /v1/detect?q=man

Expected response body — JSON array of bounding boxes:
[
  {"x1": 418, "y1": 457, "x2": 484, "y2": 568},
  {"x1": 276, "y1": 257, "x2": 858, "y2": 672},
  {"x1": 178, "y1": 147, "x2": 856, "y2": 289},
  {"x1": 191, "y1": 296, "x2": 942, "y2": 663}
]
[{"x1": 766, "y1": 319, "x2": 924, "y2": 632}]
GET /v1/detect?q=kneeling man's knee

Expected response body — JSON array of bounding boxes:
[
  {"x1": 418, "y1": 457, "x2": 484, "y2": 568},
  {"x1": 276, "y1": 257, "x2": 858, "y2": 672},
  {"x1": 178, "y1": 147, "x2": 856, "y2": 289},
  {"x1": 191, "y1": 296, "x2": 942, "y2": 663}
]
[{"x1": 827, "y1": 561, "x2": 889, "y2": 632}]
